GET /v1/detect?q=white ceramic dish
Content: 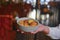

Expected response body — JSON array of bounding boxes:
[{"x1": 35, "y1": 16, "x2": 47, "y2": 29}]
[{"x1": 16, "y1": 17, "x2": 40, "y2": 32}]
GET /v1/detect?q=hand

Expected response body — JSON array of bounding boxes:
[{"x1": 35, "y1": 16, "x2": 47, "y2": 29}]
[
  {"x1": 17, "y1": 29, "x2": 24, "y2": 34},
  {"x1": 31, "y1": 24, "x2": 49, "y2": 34}
]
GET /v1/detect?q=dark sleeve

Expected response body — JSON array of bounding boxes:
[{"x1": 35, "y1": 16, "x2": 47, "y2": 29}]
[{"x1": 12, "y1": 20, "x2": 17, "y2": 30}]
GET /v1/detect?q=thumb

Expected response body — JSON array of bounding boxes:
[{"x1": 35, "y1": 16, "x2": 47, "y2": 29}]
[{"x1": 31, "y1": 30, "x2": 39, "y2": 34}]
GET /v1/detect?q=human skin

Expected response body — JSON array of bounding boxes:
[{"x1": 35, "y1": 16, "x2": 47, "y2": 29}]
[{"x1": 31, "y1": 24, "x2": 49, "y2": 34}]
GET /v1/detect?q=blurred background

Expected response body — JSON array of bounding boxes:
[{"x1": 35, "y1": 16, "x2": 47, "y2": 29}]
[{"x1": 0, "y1": 0, "x2": 60, "y2": 40}]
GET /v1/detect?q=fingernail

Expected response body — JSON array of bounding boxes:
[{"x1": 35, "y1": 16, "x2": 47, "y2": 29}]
[
  {"x1": 17, "y1": 29, "x2": 20, "y2": 31},
  {"x1": 21, "y1": 32, "x2": 24, "y2": 33}
]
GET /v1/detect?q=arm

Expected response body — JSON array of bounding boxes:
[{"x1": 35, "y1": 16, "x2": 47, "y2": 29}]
[
  {"x1": 47, "y1": 26, "x2": 60, "y2": 39},
  {"x1": 43, "y1": 24, "x2": 60, "y2": 39},
  {"x1": 31, "y1": 24, "x2": 60, "y2": 39}
]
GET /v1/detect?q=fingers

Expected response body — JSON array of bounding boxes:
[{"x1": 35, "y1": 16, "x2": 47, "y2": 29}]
[
  {"x1": 31, "y1": 31, "x2": 38, "y2": 34},
  {"x1": 17, "y1": 29, "x2": 20, "y2": 31},
  {"x1": 17, "y1": 29, "x2": 24, "y2": 33},
  {"x1": 21, "y1": 31, "x2": 24, "y2": 33},
  {"x1": 31, "y1": 24, "x2": 45, "y2": 34},
  {"x1": 31, "y1": 29, "x2": 39, "y2": 34}
]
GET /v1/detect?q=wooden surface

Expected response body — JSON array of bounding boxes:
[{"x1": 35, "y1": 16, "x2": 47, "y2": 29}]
[{"x1": 16, "y1": 32, "x2": 52, "y2": 40}]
